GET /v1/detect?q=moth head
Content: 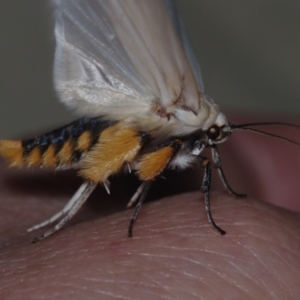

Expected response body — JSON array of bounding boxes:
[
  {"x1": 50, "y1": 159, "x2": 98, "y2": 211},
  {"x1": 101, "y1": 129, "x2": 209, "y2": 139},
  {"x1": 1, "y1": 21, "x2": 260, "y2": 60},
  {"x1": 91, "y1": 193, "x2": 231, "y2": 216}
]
[
  {"x1": 206, "y1": 117, "x2": 300, "y2": 148},
  {"x1": 206, "y1": 112, "x2": 232, "y2": 145},
  {"x1": 190, "y1": 112, "x2": 300, "y2": 158},
  {"x1": 190, "y1": 113, "x2": 231, "y2": 156}
]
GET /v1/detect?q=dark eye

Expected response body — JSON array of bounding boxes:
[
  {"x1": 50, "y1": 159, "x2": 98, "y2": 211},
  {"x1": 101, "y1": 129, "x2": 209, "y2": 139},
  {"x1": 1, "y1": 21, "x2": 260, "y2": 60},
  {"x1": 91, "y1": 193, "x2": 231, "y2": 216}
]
[{"x1": 207, "y1": 125, "x2": 221, "y2": 140}]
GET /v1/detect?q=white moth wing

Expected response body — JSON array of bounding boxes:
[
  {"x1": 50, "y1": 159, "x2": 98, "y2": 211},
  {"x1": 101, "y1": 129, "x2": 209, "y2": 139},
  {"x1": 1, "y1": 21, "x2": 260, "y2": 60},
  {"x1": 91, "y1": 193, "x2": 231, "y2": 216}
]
[
  {"x1": 52, "y1": 0, "x2": 202, "y2": 125},
  {"x1": 163, "y1": 0, "x2": 204, "y2": 92}
]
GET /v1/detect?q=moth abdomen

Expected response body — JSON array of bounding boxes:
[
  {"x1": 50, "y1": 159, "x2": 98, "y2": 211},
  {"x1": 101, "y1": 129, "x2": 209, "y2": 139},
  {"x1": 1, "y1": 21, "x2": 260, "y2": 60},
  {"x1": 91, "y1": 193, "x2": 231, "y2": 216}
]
[{"x1": 0, "y1": 117, "x2": 114, "y2": 169}]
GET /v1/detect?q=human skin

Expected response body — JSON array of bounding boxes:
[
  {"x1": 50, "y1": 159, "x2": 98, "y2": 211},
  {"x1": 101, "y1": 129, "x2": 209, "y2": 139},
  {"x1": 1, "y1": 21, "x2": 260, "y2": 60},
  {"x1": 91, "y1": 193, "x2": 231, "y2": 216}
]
[{"x1": 0, "y1": 121, "x2": 300, "y2": 299}]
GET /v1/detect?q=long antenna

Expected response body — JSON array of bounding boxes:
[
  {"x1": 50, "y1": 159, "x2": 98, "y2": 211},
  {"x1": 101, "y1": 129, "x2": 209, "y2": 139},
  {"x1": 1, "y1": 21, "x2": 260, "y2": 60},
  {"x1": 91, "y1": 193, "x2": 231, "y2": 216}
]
[
  {"x1": 230, "y1": 121, "x2": 300, "y2": 146},
  {"x1": 231, "y1": 121, "x2": 300, "y2": 130},
  {"x1": 232, "y1": 127, "x2": 300, "y2": 146}
]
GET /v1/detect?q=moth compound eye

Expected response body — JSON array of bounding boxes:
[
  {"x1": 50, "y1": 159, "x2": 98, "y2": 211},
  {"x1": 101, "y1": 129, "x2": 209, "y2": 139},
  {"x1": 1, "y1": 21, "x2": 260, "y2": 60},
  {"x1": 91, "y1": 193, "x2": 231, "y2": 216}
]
[{"x1": 207, "y1": 125, "x2": 221, "y2": 140}]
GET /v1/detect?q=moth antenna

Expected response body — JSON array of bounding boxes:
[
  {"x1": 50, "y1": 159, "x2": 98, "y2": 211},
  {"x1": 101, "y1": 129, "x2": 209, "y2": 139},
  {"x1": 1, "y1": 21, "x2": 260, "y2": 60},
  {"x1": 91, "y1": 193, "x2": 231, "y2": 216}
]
[
  {"x1": 232, "y1": 127, "x2": 300, "y2": 147},
  {"x1": 231, "y1": 121, "x2": 300, "y2": 130}
]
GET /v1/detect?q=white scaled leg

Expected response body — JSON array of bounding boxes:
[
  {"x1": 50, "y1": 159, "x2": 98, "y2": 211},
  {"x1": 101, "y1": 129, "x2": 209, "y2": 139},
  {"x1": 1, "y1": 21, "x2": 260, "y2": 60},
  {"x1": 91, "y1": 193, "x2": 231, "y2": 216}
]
[
  {"x1": 31, "y1": 181, "x2": 97, "y2": 242},
  {"x1": 27, "y1": 182, "x2": 90, "y2": 232},
  {"x1": 126, "y1": 181, "x2": 147, "y2": 208}
]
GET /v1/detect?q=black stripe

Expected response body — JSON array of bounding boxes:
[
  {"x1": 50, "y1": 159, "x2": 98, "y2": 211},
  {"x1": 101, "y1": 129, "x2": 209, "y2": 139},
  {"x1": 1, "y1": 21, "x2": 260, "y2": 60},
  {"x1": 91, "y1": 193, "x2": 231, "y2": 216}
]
[{"x1": 22, "y1": 117, "x2": 116, "y2": 158}]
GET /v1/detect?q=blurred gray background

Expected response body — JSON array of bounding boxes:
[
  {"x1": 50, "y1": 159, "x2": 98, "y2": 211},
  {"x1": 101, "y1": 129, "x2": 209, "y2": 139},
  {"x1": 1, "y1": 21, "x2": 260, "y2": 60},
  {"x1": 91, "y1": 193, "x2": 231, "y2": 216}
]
[{"x1": 0, "y1": 0, "x2": 300, "y2": 139}]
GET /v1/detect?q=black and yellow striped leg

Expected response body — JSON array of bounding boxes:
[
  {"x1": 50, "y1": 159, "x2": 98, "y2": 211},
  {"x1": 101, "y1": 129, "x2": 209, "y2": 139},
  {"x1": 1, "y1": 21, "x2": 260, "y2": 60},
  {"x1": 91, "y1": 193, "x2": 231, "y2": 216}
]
[
  {"x1": 211, "y1": 145, "x2": 246, "y2": 198},
  {"x1": 202, "y1": 158, "x2": 226, "y2": 235},
  {"x1": 128, "y1": 181, "x2": 153, "y2": 237}
]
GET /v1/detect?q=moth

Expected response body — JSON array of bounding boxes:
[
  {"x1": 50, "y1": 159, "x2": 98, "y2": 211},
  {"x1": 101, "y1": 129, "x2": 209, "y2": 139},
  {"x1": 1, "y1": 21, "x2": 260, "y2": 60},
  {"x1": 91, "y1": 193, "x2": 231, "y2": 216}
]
[{"x1": 0, "y1": 0, "x2": 298, "y2": 242}]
